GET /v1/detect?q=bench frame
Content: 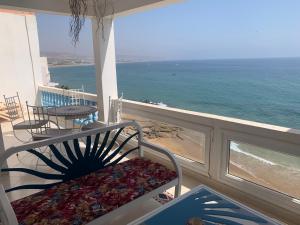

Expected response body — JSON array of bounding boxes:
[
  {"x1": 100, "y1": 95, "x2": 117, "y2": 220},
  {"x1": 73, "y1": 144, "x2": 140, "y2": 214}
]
[{"x1": 0, "y1": 121, "x2": 182, "y2": 225}]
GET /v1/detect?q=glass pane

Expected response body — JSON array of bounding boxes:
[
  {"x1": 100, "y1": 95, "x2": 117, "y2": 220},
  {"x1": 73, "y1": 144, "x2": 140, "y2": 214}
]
[
  {"x1": 122, "y1": 114, "x2": 205, "y2": 163},
  {"x1": 139, "y1": 187, "x2": 277, "y2": 225},
  {"x1": 229, "y1": 141, "x2": 300, "y2": 199}
]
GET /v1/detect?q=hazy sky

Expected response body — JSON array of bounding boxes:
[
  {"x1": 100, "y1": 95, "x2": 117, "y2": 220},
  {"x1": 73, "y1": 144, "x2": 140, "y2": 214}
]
[{"x1": 37, "y1": 0, "x2": 300, "y2": 60}]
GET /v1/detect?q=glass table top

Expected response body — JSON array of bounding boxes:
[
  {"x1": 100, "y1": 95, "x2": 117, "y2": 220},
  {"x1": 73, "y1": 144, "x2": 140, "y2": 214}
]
[{"x1": 138, "y1": 187, "x2": 280, "y2": 225}]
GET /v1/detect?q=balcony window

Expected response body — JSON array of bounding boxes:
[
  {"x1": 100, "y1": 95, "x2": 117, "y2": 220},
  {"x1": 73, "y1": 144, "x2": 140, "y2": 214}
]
[
  {"x1": 228, "y1": 141, "x2": 300, "y2": 199},
  {"x1": 122, "y1": 114, "x2": 206, "y2": 164}
]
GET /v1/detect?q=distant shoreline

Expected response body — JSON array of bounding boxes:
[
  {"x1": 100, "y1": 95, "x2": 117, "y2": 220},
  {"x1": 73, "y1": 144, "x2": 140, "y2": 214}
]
[
  {"x1": 47, "y1": 56, "x2": 300, "y2": 69},
  {"x1": 48, "y1": 61, "x2": 138, "y2": 68},
  {"x1": 48, "y1": 63, "x2": 95, "y2": 68}
]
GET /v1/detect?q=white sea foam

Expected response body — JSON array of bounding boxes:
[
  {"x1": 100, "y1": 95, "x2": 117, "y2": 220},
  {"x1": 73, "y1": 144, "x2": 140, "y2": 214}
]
[
  {"x1": 157, "y1": 102, "x2": 167, "y2": 107},
  {"x1": 230, "y1": 142, "x2": 276, "y2": 166},
  {"x1": 147, "y1": 101, "x2": 168, "y2": 107}
]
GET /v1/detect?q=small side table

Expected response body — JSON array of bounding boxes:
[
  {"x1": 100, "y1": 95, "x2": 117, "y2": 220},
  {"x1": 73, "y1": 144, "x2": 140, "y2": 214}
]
[
  {"x1": 129, "y1": 185, "x2": 281, "y2": 225},
  {"x1": 47, "y1": 105, "x2": 97, "y2": 128}
]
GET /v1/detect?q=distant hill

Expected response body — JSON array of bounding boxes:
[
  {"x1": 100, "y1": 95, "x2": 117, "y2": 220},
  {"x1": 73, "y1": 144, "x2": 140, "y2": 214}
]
[{"x1": 41, "y1": 52, "x2": 94, "y2": 67}]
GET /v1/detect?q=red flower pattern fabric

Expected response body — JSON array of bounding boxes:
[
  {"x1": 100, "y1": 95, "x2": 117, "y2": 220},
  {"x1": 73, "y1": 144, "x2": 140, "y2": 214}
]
[{"x1": 11, "y1": 158, "x2": 177, "y2": 225}]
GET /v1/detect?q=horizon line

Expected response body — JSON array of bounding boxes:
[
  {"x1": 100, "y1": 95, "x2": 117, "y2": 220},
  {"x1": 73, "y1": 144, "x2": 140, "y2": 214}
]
[{"x1": 48, "y1": 56, "x2": 300, "y2": 68}]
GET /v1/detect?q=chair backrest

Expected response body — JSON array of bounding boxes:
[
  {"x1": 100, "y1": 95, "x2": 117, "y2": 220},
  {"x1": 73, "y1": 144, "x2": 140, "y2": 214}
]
[
  {"x1": 0, "y1": 121, "x2": 142, "y2": 194},
  {"x1": 25, "y1": 103, "x2": 54, "y2": 137},
  {"x1": 68, "y1": 86, "x2": 85, "y2": 106},
  {"x1": 3, "y1": 93, "x2": 24, "y2": 122},
  {"x1": 0, "y1": 102, "x2": 9, "y2": 122}
]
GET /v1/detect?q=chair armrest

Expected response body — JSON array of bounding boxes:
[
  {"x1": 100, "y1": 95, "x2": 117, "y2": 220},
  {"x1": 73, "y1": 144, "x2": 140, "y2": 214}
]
[
  {"x1": 0, "y1": 185, "x2": 18, "y2": 225},
  {"x1": 140, "y1": 141, "x2": 182, "y2": 188}
]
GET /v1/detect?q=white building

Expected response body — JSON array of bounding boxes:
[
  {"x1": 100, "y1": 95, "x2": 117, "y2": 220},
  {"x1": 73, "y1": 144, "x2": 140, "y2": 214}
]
[{"x1": 0, "y1": 9, "x2": 49, "y2": 105}]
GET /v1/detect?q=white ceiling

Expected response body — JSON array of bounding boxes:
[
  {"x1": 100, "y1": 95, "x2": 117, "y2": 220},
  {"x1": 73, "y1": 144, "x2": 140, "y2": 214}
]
[{"x1": 0, "y1": 0, "x2": 182, "y2": 17}]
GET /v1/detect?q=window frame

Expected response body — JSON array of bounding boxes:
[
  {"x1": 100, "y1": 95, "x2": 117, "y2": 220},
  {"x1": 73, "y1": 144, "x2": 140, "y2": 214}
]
[{"x1": 218, "y1": 130, "x2": 300, "y2": 214}]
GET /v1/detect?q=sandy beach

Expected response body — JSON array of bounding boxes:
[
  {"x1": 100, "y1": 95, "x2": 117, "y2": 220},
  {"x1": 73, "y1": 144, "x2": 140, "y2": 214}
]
[
  {"x1": 123, "y1": 114, "x2": 300, "y2": 200},
  {"x1": 229, "y1": 151, "x2": 300, "y2": 199},
  {"x1": 122, "y1": 114, "x2": 205, "y2": 163}
]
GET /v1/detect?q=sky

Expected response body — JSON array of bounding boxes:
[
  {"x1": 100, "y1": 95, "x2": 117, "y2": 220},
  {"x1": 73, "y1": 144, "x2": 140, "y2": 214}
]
[{"x1": 37, "y1": 0, "x2": 300, "y2": 60}]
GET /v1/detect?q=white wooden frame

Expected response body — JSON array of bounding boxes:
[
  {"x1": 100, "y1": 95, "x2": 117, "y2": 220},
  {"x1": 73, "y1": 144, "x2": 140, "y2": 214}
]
[
  {"x1": 0, "y1": 121, "x2": 182, "y2": 225},
  {"x1": 120, "y1": 99, "x2": 300, "y2": 216},
  {"x1": 218, "y1": 129, "x2": 300, "y2": 215}
]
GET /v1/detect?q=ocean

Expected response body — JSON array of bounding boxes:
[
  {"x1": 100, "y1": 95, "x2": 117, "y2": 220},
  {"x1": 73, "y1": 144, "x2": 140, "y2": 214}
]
[{"x1": 49, "y1": 57, "x2": 300, "y2": 130}]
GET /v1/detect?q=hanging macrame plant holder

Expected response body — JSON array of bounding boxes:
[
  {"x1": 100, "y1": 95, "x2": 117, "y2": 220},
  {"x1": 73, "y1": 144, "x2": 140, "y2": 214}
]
[{"x1": 69, "y1": 0, "x2": 114, "y2": 45}]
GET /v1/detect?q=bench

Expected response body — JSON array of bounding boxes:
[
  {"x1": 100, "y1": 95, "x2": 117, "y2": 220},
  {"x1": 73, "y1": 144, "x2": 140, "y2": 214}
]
[{"x1": 0, "y1": 121, "x2": 182, "y2": 225}]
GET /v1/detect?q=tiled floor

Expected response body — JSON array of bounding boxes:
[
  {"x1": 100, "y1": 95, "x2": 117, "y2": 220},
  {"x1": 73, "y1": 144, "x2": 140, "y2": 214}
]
[{"x1": 0, "y1": 121, "x2": 200, "y2": 225}]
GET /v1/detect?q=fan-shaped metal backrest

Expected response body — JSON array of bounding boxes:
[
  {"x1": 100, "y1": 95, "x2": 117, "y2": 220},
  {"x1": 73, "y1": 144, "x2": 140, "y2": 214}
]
[{"x1": 0, "y1": 121, "x2": 142, "y2": 193}]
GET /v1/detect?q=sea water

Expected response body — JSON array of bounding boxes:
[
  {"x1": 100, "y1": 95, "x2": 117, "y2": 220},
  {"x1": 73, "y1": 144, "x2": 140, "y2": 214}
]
[
  {"x1": 49, "y1": 58, "x2": 300, "y2": 130},
  {"x1": 49, "y1": 58, "x2": 300, "y2": 186}
]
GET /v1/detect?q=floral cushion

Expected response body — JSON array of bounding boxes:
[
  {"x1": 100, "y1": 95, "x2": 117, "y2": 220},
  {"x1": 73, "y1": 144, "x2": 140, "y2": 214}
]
[{"x1": 11, "y1": 158, "x2": 177, "y2": 225}]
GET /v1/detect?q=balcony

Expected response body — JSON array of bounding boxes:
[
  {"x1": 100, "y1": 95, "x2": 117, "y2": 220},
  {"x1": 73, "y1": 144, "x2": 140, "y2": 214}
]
[
  {"x1": 3, "y1": 85, "x2": 297, "y2": 224},
  {"x1": 0, "y1": 0, "x2": 300, "y2": 224}
]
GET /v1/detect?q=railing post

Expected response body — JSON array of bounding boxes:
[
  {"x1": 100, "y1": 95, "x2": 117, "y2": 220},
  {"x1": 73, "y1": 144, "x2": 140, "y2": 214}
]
[
  {"x1": 35, "y1": 86, "x2": 42, "y2": 106},
  {"x1": 92, "y1": 16, "x2": 118, "y2": 124},
  {"x1": 208, "y1": 125, "x2": 224, "y2": 179}
]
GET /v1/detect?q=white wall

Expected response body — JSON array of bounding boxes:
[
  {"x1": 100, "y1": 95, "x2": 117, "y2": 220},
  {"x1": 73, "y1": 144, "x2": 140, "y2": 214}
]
[{"x1": 0, "y1": 11, "x2": 43, "y2": 105}]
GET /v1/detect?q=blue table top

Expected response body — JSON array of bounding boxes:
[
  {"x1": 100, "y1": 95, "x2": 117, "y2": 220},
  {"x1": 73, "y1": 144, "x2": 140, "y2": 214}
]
[{"x1": 140, "y1": 186, "x2": 280, "y2": 225}]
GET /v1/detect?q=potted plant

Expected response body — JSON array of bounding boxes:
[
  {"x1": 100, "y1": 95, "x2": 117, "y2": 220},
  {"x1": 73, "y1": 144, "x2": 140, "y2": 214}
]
[{"x1": 68, "y1": 0, "x2": 114, "y2": 45}]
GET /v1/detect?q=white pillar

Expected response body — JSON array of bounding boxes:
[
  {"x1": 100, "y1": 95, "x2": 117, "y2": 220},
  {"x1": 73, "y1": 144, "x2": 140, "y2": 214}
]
[{"x1": 92, "y1": 17, "x2": 118, "y2": 123}]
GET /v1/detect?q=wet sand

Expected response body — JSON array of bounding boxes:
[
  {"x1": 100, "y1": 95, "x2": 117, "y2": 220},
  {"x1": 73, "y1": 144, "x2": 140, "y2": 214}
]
[{"x1": 229, "y1": 151, "x2": 300, "y2": 199}]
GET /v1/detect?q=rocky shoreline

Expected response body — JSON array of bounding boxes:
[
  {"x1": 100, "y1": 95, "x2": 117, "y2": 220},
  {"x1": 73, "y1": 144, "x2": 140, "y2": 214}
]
[
  {"x1": 125, "y1": 121, "x2": 184, "y2": 140},
  {"x1": 122, "y1": 114, "x2": 205, "y2": 163}
]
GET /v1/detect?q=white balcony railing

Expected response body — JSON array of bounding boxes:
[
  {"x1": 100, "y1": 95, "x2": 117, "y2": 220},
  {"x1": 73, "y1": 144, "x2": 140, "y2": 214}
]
[{"x1": 38, "y1": 85, "x2": 300, "y2": 217}]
